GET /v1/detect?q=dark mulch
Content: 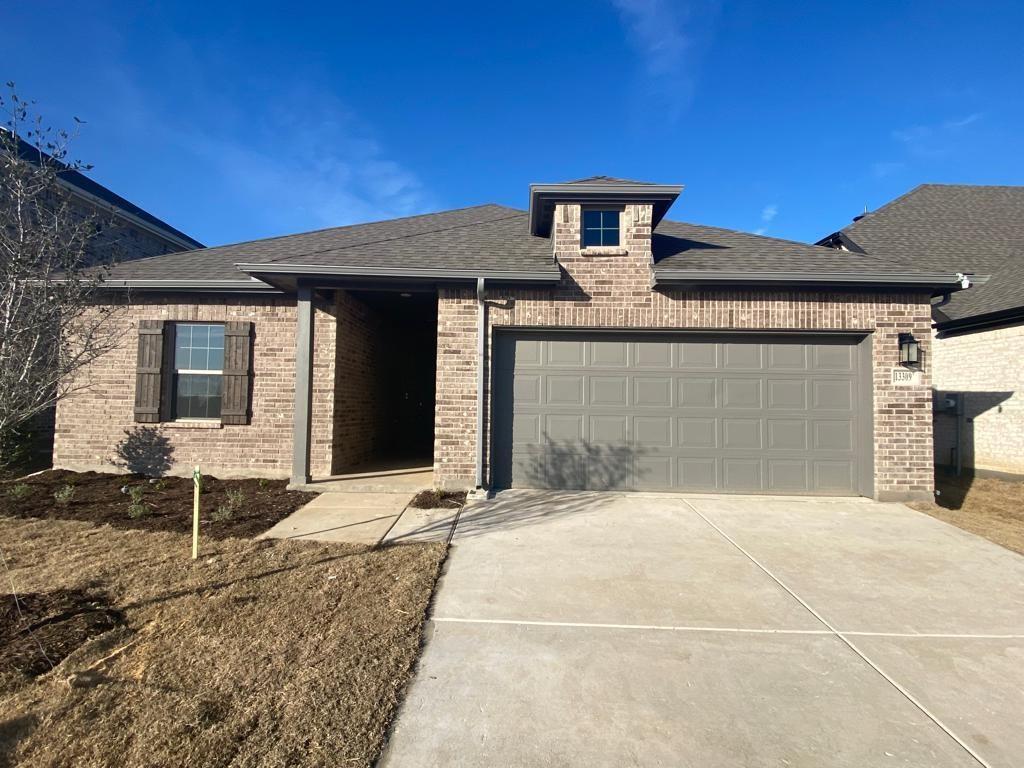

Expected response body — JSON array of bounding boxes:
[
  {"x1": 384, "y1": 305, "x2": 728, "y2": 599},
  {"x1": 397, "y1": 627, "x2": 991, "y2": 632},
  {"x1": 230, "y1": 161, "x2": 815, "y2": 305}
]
[
  {"x1": 0, "y1": 470, "x2": 316, "y2": 539},
  {"x1": 1, "y1": 589, "x2": 124, "y2": 693},
  {"x1": 409, "y1": 489, "x2": 467, "y2": 509}
]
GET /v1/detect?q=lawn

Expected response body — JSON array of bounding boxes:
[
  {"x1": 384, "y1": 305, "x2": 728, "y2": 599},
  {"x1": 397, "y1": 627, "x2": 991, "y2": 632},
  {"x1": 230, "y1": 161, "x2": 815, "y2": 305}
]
[
  {"x1": 0, "y1": 472, "x2": 446, "y2": 768},
  {"x1": 909, "y1": 473, "x2": 1024, "y2": 556}
]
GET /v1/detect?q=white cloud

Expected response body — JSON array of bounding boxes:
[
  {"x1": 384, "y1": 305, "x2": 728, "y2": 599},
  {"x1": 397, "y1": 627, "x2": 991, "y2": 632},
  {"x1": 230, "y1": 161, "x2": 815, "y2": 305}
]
[
  {"x1": 611, "y1": 0, "x2": 718, "y2": 121},
  {"x1": 760, "y1": 204, "x2": 778, "y2": 223},
  {"x1": 892, "y1": 113, "x2": 984, "y2": 158},
  {"x1": 754, "y1": 227, "x2": 767, "y2": 236}
]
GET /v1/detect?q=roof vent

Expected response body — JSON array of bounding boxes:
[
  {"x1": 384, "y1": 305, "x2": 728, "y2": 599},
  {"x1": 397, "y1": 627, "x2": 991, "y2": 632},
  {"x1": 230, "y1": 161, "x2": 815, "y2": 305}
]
[{"x1": 852, "y1": 205, "x2": 870, "y2": 223}]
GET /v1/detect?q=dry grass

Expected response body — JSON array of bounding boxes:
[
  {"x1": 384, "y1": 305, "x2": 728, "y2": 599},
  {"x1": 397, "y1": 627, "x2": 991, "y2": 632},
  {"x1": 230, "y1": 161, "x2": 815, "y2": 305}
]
[
  {"x1": 0, "y1": 515, "x2": 445, "y2": 767},
  {"x1": 908, "y1": 473, "x2": 1024, "y2": 555}
]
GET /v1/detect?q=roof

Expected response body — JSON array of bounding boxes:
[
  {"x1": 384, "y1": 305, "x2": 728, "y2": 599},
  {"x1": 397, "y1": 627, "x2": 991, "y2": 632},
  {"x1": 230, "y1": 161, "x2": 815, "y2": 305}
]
[
  {"x1": 820, "y1": 184, "x2": 1024, "y2": 325},
  {"x1": 528, "y1": 177, "x2": 683, "y2": 236},
  {"x1": 101, "y1": 201, "x2": 964, "y2": 295},
  {"x1": 11, "y1": 131, "x2": 202, "y2": 251}
]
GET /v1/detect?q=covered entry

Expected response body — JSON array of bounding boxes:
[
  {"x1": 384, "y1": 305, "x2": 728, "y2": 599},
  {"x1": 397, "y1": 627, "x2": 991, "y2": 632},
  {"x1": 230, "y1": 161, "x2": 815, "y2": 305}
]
[{"x1": 491, "y1": 331, "x2": 873, "y2": 495}]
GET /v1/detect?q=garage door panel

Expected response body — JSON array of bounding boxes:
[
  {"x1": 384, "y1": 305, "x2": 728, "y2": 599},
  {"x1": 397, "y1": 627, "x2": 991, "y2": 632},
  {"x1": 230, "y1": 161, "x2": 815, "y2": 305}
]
[
  {"x1": 767, "y1": 379, "x2": 807, "y2": 409},
  {"x1": 590, "y1": 415, "x2": 628, "y2": 445},
  {"x1": 546, "y1": 376, "x2": 585, "y2": 405},
  {"x1": 494, "y1": 333, "x2": 867, "y2": 495},
  {"x1": 723, "y1": 378, "x2": 762, "y2": 408},
  {"x1": 678, "y1": 342, "x2": 717, "y2": 368}
]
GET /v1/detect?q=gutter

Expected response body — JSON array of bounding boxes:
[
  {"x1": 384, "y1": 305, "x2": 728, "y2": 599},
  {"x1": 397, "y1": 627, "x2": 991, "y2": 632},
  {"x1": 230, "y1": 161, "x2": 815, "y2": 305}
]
[
  {"x1": 235, "y1": 263, "x2": 561, "y2": 284},
  {"x1": 99, "y1": 278, "x2": 281, "y2": 293},
  {"x1": 651, "y1": 269, "x2": 972, "y2": 292}
]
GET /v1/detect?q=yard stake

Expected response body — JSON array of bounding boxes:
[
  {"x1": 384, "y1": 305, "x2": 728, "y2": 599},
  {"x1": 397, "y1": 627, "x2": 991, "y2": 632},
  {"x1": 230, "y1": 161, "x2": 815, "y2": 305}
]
[{"x1": 192, "y1": 465, "x2": 201, "y2": 559}]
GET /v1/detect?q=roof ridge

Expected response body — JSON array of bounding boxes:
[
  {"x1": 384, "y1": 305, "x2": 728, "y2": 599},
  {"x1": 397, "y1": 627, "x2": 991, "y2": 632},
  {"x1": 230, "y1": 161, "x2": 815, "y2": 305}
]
[{"x1": 258, "y1": 209, "x2": 529, "y2": 265}]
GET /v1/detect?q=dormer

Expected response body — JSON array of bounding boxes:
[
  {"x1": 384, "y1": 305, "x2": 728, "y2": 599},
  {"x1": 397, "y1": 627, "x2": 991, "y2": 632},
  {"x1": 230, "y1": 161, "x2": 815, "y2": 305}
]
[{"x1": 528, "y1": 176, "x2": 683, "y2": 260}]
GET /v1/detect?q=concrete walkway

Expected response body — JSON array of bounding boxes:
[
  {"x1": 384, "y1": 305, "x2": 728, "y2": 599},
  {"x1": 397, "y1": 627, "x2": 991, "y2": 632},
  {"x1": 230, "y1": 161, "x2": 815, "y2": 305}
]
[
  {"x1": 380, "y1": 491, "x2": 1024, "y2": 768},
  {"x1": 260, "y1": 492, "x2": 414, "y2": 544}
]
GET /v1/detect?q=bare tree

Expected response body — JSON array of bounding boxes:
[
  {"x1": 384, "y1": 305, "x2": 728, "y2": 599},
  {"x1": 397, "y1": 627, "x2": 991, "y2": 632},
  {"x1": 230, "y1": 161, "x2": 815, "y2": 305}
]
[{"x1": 0, "y1": 85, "x2": 122, "y2": 465}]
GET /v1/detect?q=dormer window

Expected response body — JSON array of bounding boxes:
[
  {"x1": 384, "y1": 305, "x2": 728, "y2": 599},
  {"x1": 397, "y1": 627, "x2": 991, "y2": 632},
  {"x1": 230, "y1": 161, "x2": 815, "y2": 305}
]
[{"x1": 582, "y1": 209, "x2": 620, "y2": 247}]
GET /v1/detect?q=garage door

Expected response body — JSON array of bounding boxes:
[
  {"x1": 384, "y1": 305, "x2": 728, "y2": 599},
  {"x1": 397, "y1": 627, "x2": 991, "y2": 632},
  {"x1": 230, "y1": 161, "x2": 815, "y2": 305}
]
[{"x1": 491, "y1": 332, "x2": 872, "y2": 495}]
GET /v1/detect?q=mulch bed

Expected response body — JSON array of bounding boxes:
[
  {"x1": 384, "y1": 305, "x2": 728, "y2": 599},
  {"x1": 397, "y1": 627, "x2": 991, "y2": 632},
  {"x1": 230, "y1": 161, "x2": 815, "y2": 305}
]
[
  {"x1": 409, "y1": 489, "x2": 467, "y2": 509},
  {"x1": 1, "y1": 589, "x2": 124, "y2": 691},
  {"x1": 0, "y1": 470, "x2": 316, "y2": 539}
]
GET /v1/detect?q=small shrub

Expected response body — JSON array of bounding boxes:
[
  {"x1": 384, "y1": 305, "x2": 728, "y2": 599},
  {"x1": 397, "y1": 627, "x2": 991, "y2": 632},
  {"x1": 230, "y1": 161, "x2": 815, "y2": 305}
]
[
  {"x1": 127, "y1": 502, "x2": 149, "y2": 519},
  {"x1": 153, "y1": 478, "x2": 168, "y2": 491},
  {"x1": 257, "y1": 478, "x2": 270, "y2": 490},
  {"x1": 7, "y1": 482, "x2": 30, "y2": 501},
  {"x1": 53, "y1": 483, "x2": 76, "y2": 505},
  {"x1": 211, "y1": 504, "x2": 234, "y2": 522},
  {"x1": 225, "y1": 488, "x2": 245, "y2": 508},
  {"x1": 128, "y1": 486, "x2": 146, "y2": 504}
]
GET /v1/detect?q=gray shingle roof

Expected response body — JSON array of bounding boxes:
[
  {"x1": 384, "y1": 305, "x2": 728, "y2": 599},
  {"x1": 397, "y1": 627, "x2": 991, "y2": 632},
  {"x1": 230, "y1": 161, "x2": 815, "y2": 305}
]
[
  {"x1": 104, "y1": 204, "x2": 556, "y2": 283},
  {"x1": 562, "y1": 175, "x2": 660, "y2": 185},
  {"x1": 653, "y1": 220, "x2": 923, "y2": 275},
  {"x1": 103, "y1": 201, "x2": 957, "y2": 291},
  {"x1": 827, "y1": 184, "x2": 1024, "y2": 322}
]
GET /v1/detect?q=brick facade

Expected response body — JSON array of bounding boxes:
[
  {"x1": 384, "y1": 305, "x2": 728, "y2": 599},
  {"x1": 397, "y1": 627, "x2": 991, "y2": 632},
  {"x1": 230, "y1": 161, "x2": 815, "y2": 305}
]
[
  {"x1": 433, "y1": 204, "x2": 935, "y2": 500},
  {"x1": 54, "y1": 292, "x2": 376, "y2": 479},
  {"x1": 932, "y1": 324, "x2": 1024, "y2": 475}
]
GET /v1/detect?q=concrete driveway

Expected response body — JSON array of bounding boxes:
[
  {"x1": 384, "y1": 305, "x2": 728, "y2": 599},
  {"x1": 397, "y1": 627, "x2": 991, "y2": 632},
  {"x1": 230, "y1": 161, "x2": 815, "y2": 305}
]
[{"x1": 379, "y1": 492, "x2": 1024, "y2": 768}]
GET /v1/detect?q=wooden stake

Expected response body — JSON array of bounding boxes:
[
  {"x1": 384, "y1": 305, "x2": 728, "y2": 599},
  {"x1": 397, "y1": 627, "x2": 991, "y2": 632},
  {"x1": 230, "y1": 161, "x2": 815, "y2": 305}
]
[{"x1": 192, "y1": 465, "x2": 201, "y2": 560}]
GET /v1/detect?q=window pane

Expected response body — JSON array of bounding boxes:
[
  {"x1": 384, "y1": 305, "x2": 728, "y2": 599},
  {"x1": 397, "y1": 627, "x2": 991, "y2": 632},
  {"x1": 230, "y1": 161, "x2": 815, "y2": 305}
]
[
  {"x1": 583, "y1": 210, "x2": 602, "y2": 228},
  {"x1": 175, "y1": 373, "x2": 223, "y2": 419},
  {"x1": 191, "y1": 347, "x2": 209, "y2": 371},
  {"x1": 209, "y1": 325, "x2": 224, "y2": 347},
  {"x1": 582, "y1": 228, "x2": 603, "y2": 247},
  {"x1": 601, "y1": 210, "x2": 619, "y2": 228},
  {"x1": 191, "y1": 324, "x2": 210, "y2": 348},
  {"x1": 602, "y1": 228, "x2": 620, "y2": 246},
  {"x1": 208, "y1": 347, "x2": 224, "y2": 371}
]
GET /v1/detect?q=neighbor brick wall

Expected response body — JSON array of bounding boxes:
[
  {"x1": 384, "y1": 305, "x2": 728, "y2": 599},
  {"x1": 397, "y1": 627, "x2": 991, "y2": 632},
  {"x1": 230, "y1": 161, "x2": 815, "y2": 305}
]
[
  {"x1": 932, "y1": 324, "x2": 1024, "y2": 475},
  {"x1": 434, "y1": 203, "x2": 935, "y2": 500},
  {"x1": 54, "y1": 294, "x2": 342, "y2": 479}
]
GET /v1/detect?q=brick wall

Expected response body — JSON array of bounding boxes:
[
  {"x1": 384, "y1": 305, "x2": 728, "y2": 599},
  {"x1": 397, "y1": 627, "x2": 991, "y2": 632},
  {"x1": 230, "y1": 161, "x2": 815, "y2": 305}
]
[
  {"x1": 332, "y1": 291, "x2": 384, "y2": 472},
  {"x1": 54, "y1": 293, "x2": 346, "y2": 479},
  {"x1": 434, "y1": 203, "x2": 935, "y2": 500},
  {"x1": 932, "y1": 324, "x2": 1024, "y2": 475}
]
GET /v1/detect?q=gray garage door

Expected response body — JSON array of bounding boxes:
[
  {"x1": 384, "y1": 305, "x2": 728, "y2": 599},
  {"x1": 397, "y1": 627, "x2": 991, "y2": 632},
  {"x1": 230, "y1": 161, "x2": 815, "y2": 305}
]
[{"x1": 491, "y1": 332, "x2": 872, "y2": 495}]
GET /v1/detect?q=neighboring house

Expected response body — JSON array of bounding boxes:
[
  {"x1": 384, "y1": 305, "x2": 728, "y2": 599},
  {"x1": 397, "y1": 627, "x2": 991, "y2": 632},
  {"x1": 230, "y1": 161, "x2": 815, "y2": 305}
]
[
  {"x1": 819, "y1": 184, "x2": 1024, "y2": 476},
  {"x1": 11, "y1": 132, "x2": 202, "y2": 461},
  {"x1": 12, "y1": 132, "x2": 203, "y2": 260},
  {"x1": 54, "y1": 177, "x2": 975, "y2": 501}
]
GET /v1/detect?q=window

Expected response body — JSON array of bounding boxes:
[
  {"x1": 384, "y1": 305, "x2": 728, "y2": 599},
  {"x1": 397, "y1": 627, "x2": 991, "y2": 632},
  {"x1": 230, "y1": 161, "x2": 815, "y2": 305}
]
[
  {"x1": 582, "y1": 209, "x2": 620, "y2": 247},
  {"x1": 173, "y1": 323, "x2": 224, "y2": 419}
]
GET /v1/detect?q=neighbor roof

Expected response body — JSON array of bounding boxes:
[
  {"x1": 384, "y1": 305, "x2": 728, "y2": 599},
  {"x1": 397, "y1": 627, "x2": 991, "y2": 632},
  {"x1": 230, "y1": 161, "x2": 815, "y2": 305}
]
[
  {"x1": 820, "y1": 184, "x2": 1024, "y2": 327},
  {"x1": 11, "y1": 132, "x2": 203, "y2": 251},
  {"x1": 101, "y1": 201, "x2": 965, "y2": 295}
]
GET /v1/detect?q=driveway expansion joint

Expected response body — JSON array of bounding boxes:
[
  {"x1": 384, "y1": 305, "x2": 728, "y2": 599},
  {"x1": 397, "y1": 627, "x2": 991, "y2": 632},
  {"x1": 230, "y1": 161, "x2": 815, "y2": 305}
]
[{"x1": 682, "y1": 498, "x2": 993, "y2": 768}]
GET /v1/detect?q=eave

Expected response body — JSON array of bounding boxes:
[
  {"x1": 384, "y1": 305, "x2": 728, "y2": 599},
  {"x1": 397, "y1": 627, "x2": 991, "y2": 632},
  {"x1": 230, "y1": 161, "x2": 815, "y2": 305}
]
[{"x1": 651, "y1": 270, "x2": 972, "y2": 296}]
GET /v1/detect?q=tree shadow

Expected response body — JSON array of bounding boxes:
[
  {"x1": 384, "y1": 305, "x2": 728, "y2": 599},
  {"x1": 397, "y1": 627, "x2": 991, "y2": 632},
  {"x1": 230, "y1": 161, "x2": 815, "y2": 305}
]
[
  {"x1": 113, "y1": 426, "x2": 174, "y2": 477},
  {"x1": 0, "y1": 715, "x2": 38, "y2": 768}
]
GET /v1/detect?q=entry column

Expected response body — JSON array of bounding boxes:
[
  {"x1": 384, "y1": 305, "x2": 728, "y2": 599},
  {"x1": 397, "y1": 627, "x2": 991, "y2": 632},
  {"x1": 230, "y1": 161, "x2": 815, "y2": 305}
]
[{"x1": 291, "y1": 284, "x2": 314, "y2": 485}]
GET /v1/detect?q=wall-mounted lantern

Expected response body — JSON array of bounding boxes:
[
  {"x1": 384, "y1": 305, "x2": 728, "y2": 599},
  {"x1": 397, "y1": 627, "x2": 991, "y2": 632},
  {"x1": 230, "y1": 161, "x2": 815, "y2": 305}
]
[{"x1": 898, "y1": 333, "x2": 921, "y2": 367}]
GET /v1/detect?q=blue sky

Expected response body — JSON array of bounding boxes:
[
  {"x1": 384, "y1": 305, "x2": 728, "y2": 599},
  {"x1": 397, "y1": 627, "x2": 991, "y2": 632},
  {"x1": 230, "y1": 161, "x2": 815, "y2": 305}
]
[{"x1": 5, "y1": 1, "x2": 1023, "y2": 247}]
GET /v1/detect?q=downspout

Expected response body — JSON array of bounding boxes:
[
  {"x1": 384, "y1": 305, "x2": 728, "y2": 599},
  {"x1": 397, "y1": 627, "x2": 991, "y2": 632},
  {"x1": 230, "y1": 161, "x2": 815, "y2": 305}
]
[{"x1": 475, "y1": 277, "x2": 487, "y2": 490}]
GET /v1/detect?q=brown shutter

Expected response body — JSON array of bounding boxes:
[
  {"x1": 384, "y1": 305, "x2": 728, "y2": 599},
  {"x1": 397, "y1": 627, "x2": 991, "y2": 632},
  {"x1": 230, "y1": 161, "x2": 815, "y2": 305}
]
[
  {"x1": 134, "y1": 320, "x2": 166, "y2": 423},
  {"x1": 221, "y1": 321, "x2": 253, "y2": 425}
]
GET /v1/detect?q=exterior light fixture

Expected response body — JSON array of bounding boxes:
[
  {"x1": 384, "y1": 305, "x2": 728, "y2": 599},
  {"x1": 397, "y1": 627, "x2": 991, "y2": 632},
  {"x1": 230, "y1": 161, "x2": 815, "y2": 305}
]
[{"x1": 898, "y1": 333, "x2": 920, "y2": 367}]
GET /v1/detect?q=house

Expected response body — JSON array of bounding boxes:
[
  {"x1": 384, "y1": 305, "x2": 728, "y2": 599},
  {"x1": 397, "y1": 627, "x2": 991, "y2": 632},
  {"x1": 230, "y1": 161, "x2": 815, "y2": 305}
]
[
  {"x1": 819, "y1": 184, "x2": 1024, "y2": 476},
  {"x1": 54, "y1": 177, "x2": 976, "y2": 501}
]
